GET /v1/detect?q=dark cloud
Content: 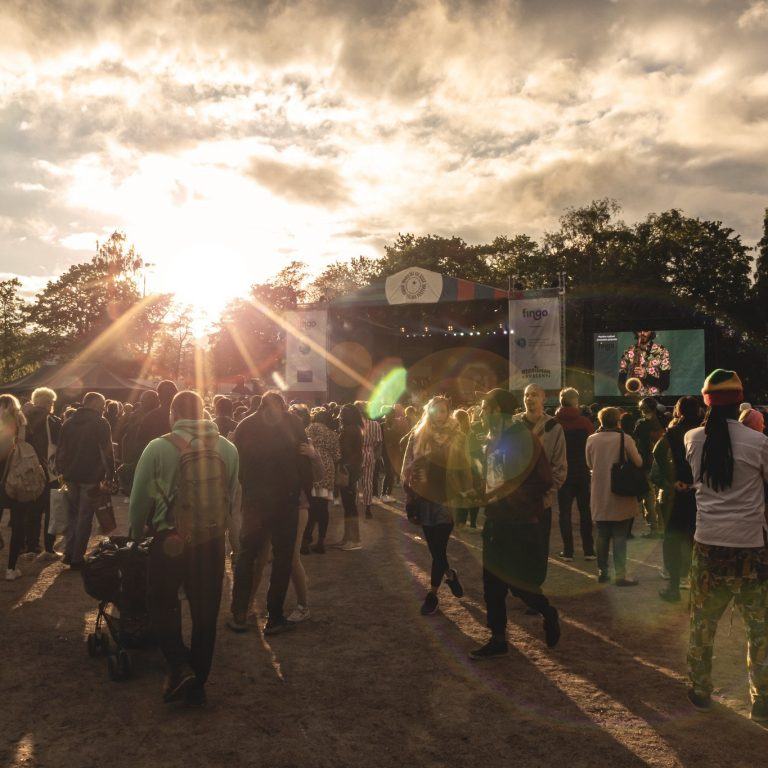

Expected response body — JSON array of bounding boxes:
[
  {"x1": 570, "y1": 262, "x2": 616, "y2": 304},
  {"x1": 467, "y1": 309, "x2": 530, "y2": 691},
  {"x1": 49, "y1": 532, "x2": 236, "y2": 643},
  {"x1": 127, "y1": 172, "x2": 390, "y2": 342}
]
[{"x1": 247, "y1": 156, "x2": 349, "y2": 207}]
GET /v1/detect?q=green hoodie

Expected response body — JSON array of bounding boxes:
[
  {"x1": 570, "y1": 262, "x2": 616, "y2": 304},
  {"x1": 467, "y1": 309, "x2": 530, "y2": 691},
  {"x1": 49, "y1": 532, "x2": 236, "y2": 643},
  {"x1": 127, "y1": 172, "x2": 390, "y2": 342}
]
[{"x1": 128, "y1": 419, "x2": 240, "y2": 539}]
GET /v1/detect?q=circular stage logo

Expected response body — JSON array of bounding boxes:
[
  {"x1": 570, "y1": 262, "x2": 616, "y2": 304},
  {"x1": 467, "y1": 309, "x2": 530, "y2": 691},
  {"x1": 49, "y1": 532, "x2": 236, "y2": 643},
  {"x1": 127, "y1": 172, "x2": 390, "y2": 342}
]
[{"x1": 400, "y1": 270, "x2": 428, "y2": 301}]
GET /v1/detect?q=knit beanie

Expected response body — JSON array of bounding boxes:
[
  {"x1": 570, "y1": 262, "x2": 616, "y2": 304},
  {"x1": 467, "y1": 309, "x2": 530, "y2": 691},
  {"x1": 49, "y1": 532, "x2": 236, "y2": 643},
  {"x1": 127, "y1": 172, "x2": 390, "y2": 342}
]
[
  {"x1": 739, "y1": 408, "x2": 765, "y2": 433},
  {"x1": 701, "y1": 369, "x2": 744, "y2": 406}
]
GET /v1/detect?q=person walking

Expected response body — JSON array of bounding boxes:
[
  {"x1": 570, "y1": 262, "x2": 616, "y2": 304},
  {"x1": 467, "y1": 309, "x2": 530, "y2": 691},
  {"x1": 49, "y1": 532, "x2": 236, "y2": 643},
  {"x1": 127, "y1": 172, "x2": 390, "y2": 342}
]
[
  {"x1": 402, "y1": 396, "x2": 472, "y2": 616},
  {"x1": 586, "y1": 407, "x2": 643, "y2": 586},
  {"x1": 55, "y1": 392, "x2": 115, "y2": 570},
  {"x1": 228, "y1": 391, "x2": 312, "y2": 635},
  {"x1": 356, "y1": 401, "x2": 382, "y2": 519},
  {"x1": 469, "y1": 389, "x2": 560, "y2": 660},
  {"x1": 303, "y1": 408, "x2": 340, "y2": 554},
  {"x1": 515, "y1": 384, "x2": 567, "y2": 581},
  {"x1": 684, "y1": 370, "x2": 768, "y2": 721},
  {"x1": 634, "y1": 397, "x2": 665, "y2": 537},
  {"x1": 653, "y1": 396, "x2": 701, "y2": 602},
  {"x1": 334, "y1": 403, "x2": 364, "y2": 550},
  {"x1": 555, "y1": 387, "x2": 595, "y2": 561},
  {"x1": 129, "y1": 390, "x2": 239, "y2": 706},
  {"x1": 23, "y1": 387, "x2": 62, "y2": 561}
]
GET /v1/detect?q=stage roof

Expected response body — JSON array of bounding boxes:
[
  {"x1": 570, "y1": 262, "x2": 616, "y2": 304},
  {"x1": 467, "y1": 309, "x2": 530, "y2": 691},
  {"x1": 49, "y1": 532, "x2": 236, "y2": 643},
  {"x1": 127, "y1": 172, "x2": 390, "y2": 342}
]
[
  {"x1": 0, "y1": 361, "x2": 148, "y2": 396},
  {"x1": 331, "y1": 267, "x2": 509, "y2": 308}
]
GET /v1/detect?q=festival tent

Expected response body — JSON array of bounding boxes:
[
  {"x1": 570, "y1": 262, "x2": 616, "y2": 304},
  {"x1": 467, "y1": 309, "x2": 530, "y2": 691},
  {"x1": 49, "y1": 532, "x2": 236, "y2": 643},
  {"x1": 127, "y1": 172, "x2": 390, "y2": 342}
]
[{"x1": 0, "y1": 361, "x2": 149, "y2": 402}]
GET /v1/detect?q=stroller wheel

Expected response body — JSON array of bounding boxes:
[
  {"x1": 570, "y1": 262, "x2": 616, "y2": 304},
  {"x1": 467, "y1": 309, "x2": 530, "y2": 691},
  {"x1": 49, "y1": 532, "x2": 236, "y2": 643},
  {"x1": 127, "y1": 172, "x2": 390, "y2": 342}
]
[{"x1": 117, "y1": 650, "x2": 132, "y2": 679}]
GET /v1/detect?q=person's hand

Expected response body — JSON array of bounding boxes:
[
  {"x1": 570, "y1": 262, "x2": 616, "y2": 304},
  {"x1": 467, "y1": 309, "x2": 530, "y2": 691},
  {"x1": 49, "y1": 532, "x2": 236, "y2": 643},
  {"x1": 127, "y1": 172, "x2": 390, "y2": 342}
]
[{"x1": 299, "y1": 443, "x2": 316, "y2": 458}]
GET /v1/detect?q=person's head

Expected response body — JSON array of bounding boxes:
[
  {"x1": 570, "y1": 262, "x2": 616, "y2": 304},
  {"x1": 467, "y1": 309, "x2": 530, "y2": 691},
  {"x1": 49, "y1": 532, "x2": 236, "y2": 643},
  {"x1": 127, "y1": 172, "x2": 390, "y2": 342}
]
[
  {"x1": 559, "y1": 387, "x2": 579, "y2": 409},
  {"x1": 105, "y1": 400, "x2": 121, "y2": 420},
  {"x1": 739, "y1": 407, "x2": 765, "y2": 433},
  {"x1": 404, "y1": 405, "x2": 418, "y2": 425},
  {"x1": 634, "y1": 330, "x2": 655, "y2": 347},
  {"x1": 393, "y1": 403, "x2": 405, "y2": 418},
  {"x1": 639, "y1": 397, "x2": 658, "y2": 418},
  {"x1": 523, "y1": 383, "x2": 546, "y2": 416},
  {"x1": 233, "y1": 405, "x2": 248, "y2": 421},
  {"x1": 480, "y1": 388, "x2": 518, "y2": 433},
  {"x1": 290, "y1": 403, "x2": 311, "y2": 429},
  {"x1": 83, "y1": 392, "x2": 106, "y2": 414},
  {"x1": 0, "y1": 393, "x2": 25, "y2": 429},
  {"x1": 340, "y1": 402, "x2": 364, "y2": 430},
  {"x1": 249, "y1": 393, "x2": 262, "y2": 412},
  {"x1": 598, "y1": 407, "x2": 621, "y2": 430},
  {"x1": 215, "y1": 396, "x2": 233, "y2": 419},
  {"x1": 156, "y1": 379, "x2": 178, "y2": 407},
  {"x1": 699, "y1": 369, "x2": 744, "y2": 492},
  {"x1": 139, "y1": 389, "x2": 160, "y2": 412},
  {"x1": 672, "y1": 396, "x2": 701, "y2": 426},
  {"x1": 312, "y1": 407, "x2": 334, "y2": 430},
  {"x1": 123, "y1": 402, "x2": 133, "y2": 415},
  {"x1": 354, "y1": 400, "x2": 369, "y2": 418},
  {"x1": 259, "y1": 390, "x2": 287, "y2": 423},
  {"x1": 31, "y1": 387, "x2": 57, "y2": 413},
  {"x1": 452, "y1": 408, "x2": 470, "y2": 433},
  {"x1": 619, "y1": 411, "x2": 635, "y2": 433},
  {"x1": 170, "y1": 390, "x2": 205, "y2": 424}
]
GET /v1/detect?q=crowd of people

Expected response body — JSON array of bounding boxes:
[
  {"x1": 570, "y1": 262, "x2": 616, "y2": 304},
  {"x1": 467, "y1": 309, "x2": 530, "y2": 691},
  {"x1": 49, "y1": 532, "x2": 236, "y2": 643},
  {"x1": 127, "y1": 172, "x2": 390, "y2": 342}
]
[{"x1": 0, "y1": 369, "x2": 766, "y2": 721}]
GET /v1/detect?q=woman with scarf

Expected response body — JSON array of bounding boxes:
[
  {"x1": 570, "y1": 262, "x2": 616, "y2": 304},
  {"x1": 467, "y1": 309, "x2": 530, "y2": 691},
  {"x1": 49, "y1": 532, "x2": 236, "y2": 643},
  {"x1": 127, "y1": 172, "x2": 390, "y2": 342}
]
[{"x1": 402, "y1": 396, "x2": 473, "y2": 615}]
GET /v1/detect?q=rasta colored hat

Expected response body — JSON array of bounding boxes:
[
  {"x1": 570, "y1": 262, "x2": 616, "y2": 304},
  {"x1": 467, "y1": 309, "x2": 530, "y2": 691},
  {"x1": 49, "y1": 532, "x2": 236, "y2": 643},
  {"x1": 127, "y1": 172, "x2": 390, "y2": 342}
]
[{"x1": 701, "y1": 369, "x2": 743, "y2": 406}]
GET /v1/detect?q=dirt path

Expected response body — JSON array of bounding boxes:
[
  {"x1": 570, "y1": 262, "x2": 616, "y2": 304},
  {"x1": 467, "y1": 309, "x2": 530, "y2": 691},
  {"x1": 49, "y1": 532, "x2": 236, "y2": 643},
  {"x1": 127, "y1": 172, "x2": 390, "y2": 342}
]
[{"x1": 1, "y1": 497, "x2": 767, "y2": 768}]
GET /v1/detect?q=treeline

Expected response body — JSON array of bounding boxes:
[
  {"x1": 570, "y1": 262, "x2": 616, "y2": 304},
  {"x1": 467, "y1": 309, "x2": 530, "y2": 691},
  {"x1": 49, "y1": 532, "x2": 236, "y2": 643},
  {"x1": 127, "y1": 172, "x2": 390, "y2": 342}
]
[{"x1": 3, "y1": 200, "x2": 768, "y2": 396}]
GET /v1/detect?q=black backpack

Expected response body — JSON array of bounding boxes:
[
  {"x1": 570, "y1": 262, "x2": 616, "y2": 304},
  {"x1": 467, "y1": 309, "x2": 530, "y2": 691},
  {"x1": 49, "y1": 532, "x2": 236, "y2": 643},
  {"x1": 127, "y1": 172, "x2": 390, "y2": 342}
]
[{"x1": 611, "y1": 432, "x2": 649, "y2": 498}]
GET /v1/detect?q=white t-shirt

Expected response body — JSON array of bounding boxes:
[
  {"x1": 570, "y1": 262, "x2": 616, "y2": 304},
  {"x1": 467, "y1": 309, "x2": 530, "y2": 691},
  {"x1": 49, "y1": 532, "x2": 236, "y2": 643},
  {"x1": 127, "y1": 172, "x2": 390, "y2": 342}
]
[{"x1": 685, "y1": 420, "x2": 768, "y2": 548}]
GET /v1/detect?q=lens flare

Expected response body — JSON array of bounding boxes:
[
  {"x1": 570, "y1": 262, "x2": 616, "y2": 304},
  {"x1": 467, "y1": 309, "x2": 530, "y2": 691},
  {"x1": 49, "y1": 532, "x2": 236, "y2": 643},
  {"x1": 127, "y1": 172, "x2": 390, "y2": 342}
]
[{"x1": 367, "y1": 366, "x2": 407, "y2": 417}]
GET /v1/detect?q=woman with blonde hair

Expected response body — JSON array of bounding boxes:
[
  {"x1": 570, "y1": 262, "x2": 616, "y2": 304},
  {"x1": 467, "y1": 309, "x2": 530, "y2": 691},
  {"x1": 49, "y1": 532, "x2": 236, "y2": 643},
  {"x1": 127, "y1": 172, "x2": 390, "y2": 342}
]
[
  {"x1": 0, "y1": 394, "x2": 31, "y2": 580},
  {"x1": 402, "y1": 396, "x2": 473, "y2": 615}
]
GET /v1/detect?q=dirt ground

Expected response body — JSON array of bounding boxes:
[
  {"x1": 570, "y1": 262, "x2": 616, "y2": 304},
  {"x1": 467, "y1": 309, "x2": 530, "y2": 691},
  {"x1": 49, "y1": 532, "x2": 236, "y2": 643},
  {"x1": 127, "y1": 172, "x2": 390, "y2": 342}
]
[{"x1": 1, "y1": 495, "x2": 767, "y2": 768}]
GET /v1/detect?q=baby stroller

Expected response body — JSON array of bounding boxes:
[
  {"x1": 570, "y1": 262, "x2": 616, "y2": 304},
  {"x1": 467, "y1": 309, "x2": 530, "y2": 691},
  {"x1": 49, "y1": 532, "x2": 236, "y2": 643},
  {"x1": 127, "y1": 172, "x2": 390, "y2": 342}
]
[{"x1": 82, "y1": 536, "x2": 154, "y2": 681}]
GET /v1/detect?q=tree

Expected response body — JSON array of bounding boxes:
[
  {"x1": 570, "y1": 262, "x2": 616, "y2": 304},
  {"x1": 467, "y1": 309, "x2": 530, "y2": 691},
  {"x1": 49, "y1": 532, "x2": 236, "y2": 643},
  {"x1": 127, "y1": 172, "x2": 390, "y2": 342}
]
[
  {"x1": 753, "y1": 208, "x2": 768, "y2": 327},
  {"x1": 0, "y1": 278, "x2": 30, "y2": 382},
  {"x1": 152, "y1": 304, "x2": 196, "y2": 380},
  {"x1": 307, "y1": 256, "x2": 383, "y2": 301}
]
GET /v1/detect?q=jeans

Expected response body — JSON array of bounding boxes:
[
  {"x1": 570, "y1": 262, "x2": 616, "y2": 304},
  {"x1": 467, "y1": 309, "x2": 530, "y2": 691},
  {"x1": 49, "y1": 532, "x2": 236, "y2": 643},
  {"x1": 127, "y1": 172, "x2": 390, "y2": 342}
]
[
  {"x1": 557, "y1": 480, "x2": 594, "y2": 557},
  {"x1": 304, "y1": 497, "x2": 330, "y2": 544},
  {"x1": 7, "y1": 504, "x2": 34, "y2": 570},
  {"x1": 231, "y1": 501, "x2": 298, "y2": 621},
  {"x1": 148, "y1": 530, "x2": 225, "y2": 685},
  {"x1": 63, "y1": 482, "x2": 98, "y2": 564},
  {"x1": 422, "y1": 522, "x2": 453, "y2": 589},
  {"x1": 539, "y1": 507, "x2": 552, "y2": 579},
  {"x1": 595, "y1": 519, "x2": 632, "y2": 579},
  {"x1": 29, "y1": 489, "x2": 55, "y2": 554},
  {"x1": 456, "y1": 508, "x2": 479, "y2": 527}
]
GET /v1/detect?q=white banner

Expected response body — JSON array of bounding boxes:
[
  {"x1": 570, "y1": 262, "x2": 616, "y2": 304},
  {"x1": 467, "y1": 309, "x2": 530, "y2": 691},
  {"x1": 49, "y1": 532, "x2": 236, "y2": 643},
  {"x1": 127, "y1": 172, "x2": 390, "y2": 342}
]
[
  {"x1": 285, "y1": 309, "x2": 328, "y2": 392},
  {"x1": 385, "y1": 267, "x2": 443, "y2": 305},
  {"x1": 509, "y1": 297, "x2": 562, "y2": 390}
]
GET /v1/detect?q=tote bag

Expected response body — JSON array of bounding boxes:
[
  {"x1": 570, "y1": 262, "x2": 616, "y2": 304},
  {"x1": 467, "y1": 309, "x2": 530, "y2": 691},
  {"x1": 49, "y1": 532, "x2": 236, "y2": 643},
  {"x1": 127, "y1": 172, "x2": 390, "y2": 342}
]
[{"x1": 610, "y1": 432, "x2": 649, "y2": 498}]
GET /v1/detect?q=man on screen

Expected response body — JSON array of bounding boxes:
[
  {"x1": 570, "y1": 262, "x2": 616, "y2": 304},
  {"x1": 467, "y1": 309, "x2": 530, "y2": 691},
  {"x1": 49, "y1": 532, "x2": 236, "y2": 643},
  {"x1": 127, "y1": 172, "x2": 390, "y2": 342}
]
[{"x1": 617, "y1": 330, "x2": 671, "y2": 397}]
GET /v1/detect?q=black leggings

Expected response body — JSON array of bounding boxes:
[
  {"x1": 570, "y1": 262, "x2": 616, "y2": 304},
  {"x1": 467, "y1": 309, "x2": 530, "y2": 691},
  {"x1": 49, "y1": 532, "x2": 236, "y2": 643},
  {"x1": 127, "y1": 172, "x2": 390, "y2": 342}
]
[
  {"x1": 422, "y1": 522, "x2": 454, "y2": 589},
  {"x1": 304, "y1": 497, "x2": 330, "y2": 543},
  {"x1": 7, "y1": 505, "x2": 35, "y2": 570}
]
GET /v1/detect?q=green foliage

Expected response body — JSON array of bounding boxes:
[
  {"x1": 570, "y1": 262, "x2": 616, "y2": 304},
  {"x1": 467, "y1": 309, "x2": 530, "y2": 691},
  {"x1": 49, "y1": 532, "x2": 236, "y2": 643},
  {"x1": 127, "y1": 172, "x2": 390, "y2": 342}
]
[{"x1": 0, "y1": 278, "x2": 30, "y2": 381}]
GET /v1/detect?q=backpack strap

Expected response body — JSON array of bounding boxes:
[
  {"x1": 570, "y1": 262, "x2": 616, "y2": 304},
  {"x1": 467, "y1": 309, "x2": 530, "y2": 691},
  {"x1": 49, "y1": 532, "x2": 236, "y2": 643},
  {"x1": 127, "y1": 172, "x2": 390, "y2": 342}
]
[
  {"x1": 163, "y1": 432, "x2": 192, "y2": 454},
  {"x1": 619, "y1": 431, "x2": 626, "y2": 465}
]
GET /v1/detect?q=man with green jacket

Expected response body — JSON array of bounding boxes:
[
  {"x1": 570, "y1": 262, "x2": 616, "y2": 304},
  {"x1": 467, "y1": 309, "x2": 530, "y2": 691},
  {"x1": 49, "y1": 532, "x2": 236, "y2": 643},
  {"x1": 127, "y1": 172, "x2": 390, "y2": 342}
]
[{"x1": 129, "y1": 390, "x2": 239, "y2": 707}]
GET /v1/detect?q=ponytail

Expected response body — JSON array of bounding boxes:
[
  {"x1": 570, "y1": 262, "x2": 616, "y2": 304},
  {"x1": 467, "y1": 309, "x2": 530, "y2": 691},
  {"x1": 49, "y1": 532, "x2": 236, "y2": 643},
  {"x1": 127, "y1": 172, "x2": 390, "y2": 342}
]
[{"x1": 699, "y1": 404, "x2": 738, "y2": 491}]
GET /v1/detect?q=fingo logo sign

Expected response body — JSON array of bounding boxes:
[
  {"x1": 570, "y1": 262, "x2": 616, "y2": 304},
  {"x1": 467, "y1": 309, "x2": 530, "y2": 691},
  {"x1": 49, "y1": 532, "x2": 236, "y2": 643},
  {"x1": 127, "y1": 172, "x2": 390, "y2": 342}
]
[
  {"x1": 522, "y1": 308, "x2": 549, "y2": 321},
  {"x1": 400, "y1": 270, "x2": 428, "y2": 300},
  {"x1": 300, "y1": 319, "x2": 318, "y2": 330}
]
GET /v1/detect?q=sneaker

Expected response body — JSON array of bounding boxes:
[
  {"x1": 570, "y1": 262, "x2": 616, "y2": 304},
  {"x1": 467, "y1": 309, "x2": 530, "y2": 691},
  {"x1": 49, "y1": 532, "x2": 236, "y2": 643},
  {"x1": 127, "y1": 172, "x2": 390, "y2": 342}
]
[
  {"x1": 163, "y1": 667, "x2": 197, "y2": 703},
  {"x1": 445, "y1": 569, "x2": 464, "y2": 598},
  {"x1": 687, "y1": 688, "x2": 712, "y2": 712},
  {"x1": 614, "y1": 578, "x2": 639, "y2": 587},
  {"x1": 263, "y1": 617, "x2": 296, "y2": 636},
  {"x1": 185, "y1": 684, "x2": 207, "y2": 708},
  {"x1": 584, "y1": 553, "x2": 597, "y2": 561},
  {"x1": 4, "y1": 568, "x2": 22, "y2": 581},
  {"x1": 659, "y1": 587, "x2": 681, "y2": 603},
  {"x1": 680, "y1": 577, "x2": 691, "y2": 590},
  {"x1": 659, "y1": 568, "x2": 670, "y2": 580},
  {"x1": 329, "y1": 539, "x2": 348, "y2": 549},
  {"x1": 751, "y1": 697, "x2": 768, "y2": 723},
  {"x1": 312, "y1": 541, "x2": 326, "y2": 555},
  {"x1": 543, "y1": 607, "x2": 561, "y2": 648},
  {"x1": 341, "y1": 541, "x2": 362, "y2": 551},
  {"x1": 420, "y1": 592, "x2": 439, "y2": 616},
  {"x1": 558, "y1": 552, "x2": 574, "y2": 562},
  {"x1": 469, "y1": 638, "x2": 508, "y2": 660},
  {"x1": 226, "y1": 613, "x2": 248, "y2": 633},
  {"x1": 20, "y1": 551, "x2": 38, "y2": 562},
  {"x1": 287, "y1": 604, "x2": 311, "y2": 623},
  {"x1": 598, "y1": 571, "x2": 610, "y2": 583},
  {"x1": 36, "y1": 551, "x2": 61, "y2": 563}
]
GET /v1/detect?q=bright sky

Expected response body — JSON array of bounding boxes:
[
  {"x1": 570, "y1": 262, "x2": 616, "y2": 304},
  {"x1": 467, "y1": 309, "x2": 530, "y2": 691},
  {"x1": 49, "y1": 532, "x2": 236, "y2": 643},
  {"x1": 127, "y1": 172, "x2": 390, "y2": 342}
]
[{"x1": 2, "y1": 0, "x2": 768, "y2": 317}]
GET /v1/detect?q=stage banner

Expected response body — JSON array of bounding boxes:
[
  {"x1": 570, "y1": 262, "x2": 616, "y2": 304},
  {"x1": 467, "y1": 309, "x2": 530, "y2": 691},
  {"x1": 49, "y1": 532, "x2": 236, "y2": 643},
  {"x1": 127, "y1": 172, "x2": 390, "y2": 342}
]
[
  {"x1": 509, "y1": 297, "x2": 562, "y2": 390},
  {"x1": 284, "y1": 309, "x2": 328, "y2": 392},
  {"x1": 385, "y1": 267, "x2": 443, "y2": 304}
]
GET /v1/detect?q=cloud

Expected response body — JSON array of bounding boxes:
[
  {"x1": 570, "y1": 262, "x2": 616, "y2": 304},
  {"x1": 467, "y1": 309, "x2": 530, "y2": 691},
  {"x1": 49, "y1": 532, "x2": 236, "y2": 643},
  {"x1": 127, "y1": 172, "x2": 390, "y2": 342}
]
[{"x1": 247, "y1": 156, "x2": 349, "y2": 207}]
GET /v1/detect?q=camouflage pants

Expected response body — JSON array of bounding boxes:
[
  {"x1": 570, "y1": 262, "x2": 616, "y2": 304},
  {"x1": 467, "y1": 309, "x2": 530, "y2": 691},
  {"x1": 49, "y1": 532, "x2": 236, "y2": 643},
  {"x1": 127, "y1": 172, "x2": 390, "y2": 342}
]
[{"x1": 688, "y1": 542, "x2": 768, "y2": 701}]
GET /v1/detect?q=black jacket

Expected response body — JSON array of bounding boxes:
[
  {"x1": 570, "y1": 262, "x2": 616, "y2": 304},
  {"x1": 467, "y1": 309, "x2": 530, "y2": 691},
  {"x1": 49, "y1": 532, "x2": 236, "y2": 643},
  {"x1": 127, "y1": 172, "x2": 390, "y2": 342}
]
[
  {"x1": 137, "y1": 403, "x2": 172, "y2": 451},
  {"x1": 25, "y1": 406, "x2": 61, "y2": 482},
  {"x1": 56, "y1": 408, "x2": 115, "y2": 484},
  {"x1": 233, "y1": 408, "x2": 312, "y2": 509}
]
